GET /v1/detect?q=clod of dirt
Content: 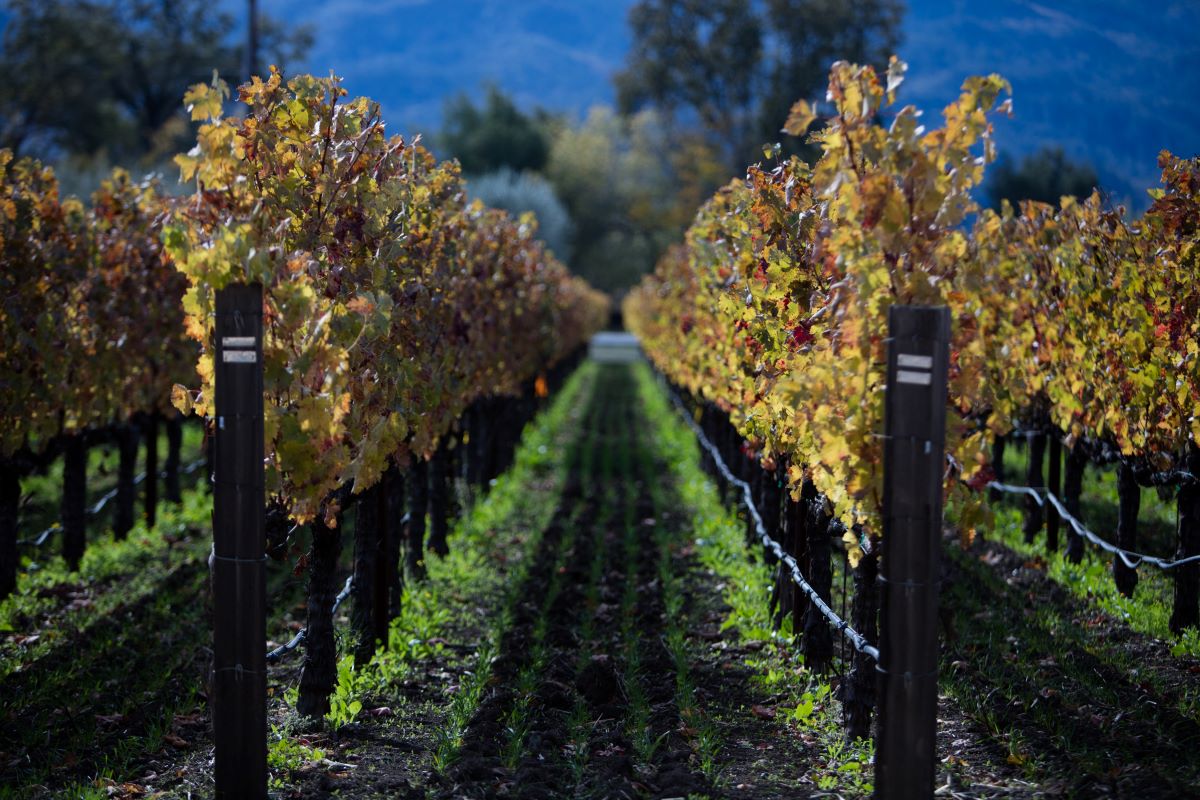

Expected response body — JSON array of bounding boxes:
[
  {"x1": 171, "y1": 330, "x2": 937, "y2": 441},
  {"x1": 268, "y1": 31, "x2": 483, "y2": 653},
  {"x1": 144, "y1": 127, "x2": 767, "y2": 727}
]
[
  {"x1": 651, "y1": 765, "x2": 707, "y2": 798},
  {"x1": 451, "y1": 755, "x2": 505, "y2": 782},
  {"x1": 534, "y1": 678, "x2": 575, "y2": 710},
  {"x1": 576, "y1": 654, "x2": 621, "y2": 708}
]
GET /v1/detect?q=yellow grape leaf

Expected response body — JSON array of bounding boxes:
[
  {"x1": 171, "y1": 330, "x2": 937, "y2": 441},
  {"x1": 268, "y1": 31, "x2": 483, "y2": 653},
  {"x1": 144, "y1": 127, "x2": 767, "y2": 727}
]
[
  {"x1": 182, "y1": 75, "x2": 228, "y2": 122},
  {"x1": 170, "y1": 384, "x2": 194, "y2": 416},
  {"x1": 782, "y1": 100, "x2": 817, "y2": 137},
  {"x1": 842, "y1": 531, "x2": 865, "y2": 569}
]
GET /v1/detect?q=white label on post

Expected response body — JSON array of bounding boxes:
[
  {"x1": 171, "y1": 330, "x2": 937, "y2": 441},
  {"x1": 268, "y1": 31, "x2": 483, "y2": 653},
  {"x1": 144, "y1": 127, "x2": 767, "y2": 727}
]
[
  {"x1": 222, "y1": 350, "x2": 257, "y2": 363},
  {"x1": 222, "y1": 336, "x2": 257, "y2": 348},
  {"x1": 897, "y1": 353, "x2": 933, "y2": 369},
  {"x1": 897, "y1": 369, "x2": 932, "y2": 386}
]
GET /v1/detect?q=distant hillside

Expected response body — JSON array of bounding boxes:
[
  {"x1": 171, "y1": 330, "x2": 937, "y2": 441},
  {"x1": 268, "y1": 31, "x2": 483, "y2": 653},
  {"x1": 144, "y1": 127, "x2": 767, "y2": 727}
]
[
  {"x1": 241, "y1": 0, "x2": 1199, "y2": 208},
  {"x1": 903, "y1": 0, "x2": 1200, "y2": 209},
  {"x1": 253, "y1": 0, "x2": 631, "y2": 137}
]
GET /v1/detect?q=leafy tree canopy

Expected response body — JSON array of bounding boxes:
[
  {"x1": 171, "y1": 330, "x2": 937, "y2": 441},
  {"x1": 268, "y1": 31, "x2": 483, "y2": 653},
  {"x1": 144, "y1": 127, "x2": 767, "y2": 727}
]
[
  {"x1": 439, "y1": 85, "x2": 552, "y2": 175},
  {"x1": 469, "y1": 167, "x2": 573, "y2": 262},
  {"x1": 0, "y1": 0, "x2": 312, "y2": 163},
  {"x1": 615, "y1": 0, "x2": 903, "y2": 168},
  {"x1": 987, "y1": 146, "x2": 1101, "y2": 209},
  {"x1": 545, "y1": 106, "x2": 726, "y2": 293}
]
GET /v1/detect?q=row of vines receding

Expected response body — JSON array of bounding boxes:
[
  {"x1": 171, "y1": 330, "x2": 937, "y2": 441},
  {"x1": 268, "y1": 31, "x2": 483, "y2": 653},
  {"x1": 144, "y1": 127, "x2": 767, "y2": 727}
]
[{"x1": 626, "y1": 57, "x2": 1200, "y2": 737}]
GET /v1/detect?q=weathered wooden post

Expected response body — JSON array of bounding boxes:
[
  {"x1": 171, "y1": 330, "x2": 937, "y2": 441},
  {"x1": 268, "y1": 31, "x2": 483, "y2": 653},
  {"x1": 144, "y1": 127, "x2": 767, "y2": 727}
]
[
  {"x1": 876, "y1": 305, "x2": 949, "y2": 800},
  {"x1": 212, "y1": 284, "x2": 267, "y2": 799}
]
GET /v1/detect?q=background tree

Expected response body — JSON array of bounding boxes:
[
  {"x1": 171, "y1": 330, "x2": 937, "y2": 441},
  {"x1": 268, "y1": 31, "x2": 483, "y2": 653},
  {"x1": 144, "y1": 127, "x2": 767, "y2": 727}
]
[
  {"x1": 546, "y1": 106, "x2": 726, "y2": 292},
  {"x1": 614, "y1": 0, "x2": 762, "y2": 169},
  {"x1": 758, "y1": 0, "x2": 903, "y2": 157},
  {"x1": 437, "y1": 87, "x2": 725, "y2": 293},
  {"x1": 439, "y1": 85, "x2": 553, "y2": 175},
  {"x1": 615, "y1": 0, "x2": 903, "y2": 169},
  {"x1": 0, "y1": 1, "x2": 128, "y2": 156},
  {"x1": 987, "y1": 146, "x2": 1101, "y2": 209},
  {"x1": 0, "y1": 0, "x2": 313, "y2": 164},
  {"x1": 469, "y1": 168, "x2": 573, "y2": 261}
]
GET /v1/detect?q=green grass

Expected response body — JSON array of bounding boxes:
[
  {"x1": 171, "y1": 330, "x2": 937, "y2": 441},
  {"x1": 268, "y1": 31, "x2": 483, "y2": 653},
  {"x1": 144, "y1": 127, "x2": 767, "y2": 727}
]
[
  {"x1": 562, "y1": 408, "x2": 614, "y2": 777},
  {"x1": 0, "y1": 552, "x2": 211, "y2": 796},
  {"x1": 6, "y1": 366, "x2": 595, "y2": 797},
  {"x1": 632, "y1": 387, "x2": 720, "y2": 779},
  {"x1": 617, "y1": 419, "x2": 661, "y2": 768},
  {"x1": 497, "y1": 380, "x2": 602, "y2": 772},
  {"x1": 309, "y1": 362, "x2": 601, "y2": 774},
  {"x1": 18, "y1": 422, "x2": 206, "y2": 545},
  {"x1": 3, "y1": 420, "x2": 211, "y2": 682},
  {"x1": 632, "y1": 363, "x2": 873, "y2": 796},
  {"x1": 975, "y1": 499, "x2": 1198, "y2": 658},
  {"x1": 0, "y1": 482, "x2": 212, "y2": 682},
  {"x1": 939, "y1": 537, "x2": 1200, "y2": 791}
]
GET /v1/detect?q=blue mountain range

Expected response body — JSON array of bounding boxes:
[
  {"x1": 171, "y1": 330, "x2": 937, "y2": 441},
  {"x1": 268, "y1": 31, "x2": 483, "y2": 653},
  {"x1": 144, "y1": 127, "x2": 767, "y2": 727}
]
[{"x1": 248, "y1": 0, "x2": 1199, "y2": 209}]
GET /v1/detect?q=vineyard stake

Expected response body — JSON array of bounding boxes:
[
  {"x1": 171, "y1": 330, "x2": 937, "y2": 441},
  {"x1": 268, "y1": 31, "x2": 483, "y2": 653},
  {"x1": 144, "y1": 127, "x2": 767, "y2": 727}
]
[
  {"x1": 212, "y1": 284, "x2": 267, "y2": 798},
  {"x1": 876, "y1": 305, "x2": 949, "y2": 800}
]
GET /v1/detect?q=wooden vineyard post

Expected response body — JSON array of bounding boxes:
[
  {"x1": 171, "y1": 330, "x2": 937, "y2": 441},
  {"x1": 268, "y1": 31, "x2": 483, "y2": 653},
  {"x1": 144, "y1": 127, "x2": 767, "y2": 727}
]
[
  {"x1": 876, "y1": 305, "x2": 949, "y2": 800},
  {"x1": 211, "y1": 284, "x2": 267, "y2": 799}
]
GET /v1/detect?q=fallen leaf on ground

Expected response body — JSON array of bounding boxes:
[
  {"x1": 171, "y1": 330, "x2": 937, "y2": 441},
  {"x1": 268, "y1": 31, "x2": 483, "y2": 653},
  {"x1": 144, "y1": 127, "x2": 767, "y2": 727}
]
[{"x1": 751, "y1": 704, "x2": 776, "y2": 720}]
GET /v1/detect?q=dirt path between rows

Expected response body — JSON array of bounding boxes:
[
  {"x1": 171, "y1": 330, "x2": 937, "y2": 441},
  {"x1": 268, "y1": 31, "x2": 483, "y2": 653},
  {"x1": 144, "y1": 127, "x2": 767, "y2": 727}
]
[
  {"x1": 30, "y1": 362, "x2": 1161, "y2": 799},
  {"x1": 439, "y1": 364, "x2": 716, "y2": 799},
  {"x1": 941, "y1": 533, "x2": 1200, "y2": 797}
]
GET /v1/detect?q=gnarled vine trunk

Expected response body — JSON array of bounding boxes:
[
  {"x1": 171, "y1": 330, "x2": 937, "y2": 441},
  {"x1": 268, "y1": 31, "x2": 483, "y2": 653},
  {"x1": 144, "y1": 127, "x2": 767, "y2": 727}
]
[
  {"x1": 1023, "y1": 432, "x2": 1045, "y2": 544},
  {"x1": 143, "y1": 414, "x2": 159, "y2": 529},
  {"x1": 352, "y1": 484, "x2": 381, "y2": 666},
  {"x1": 61, "y1": 435, "x2": 87, "y2": 572},
  {"x1": 844, "y1": 546, "x2": 878, "y2": 743},
  {"x1": 427, "y1": 439, "x2": 450, "y2": 557},
  {"x1": 386, "y1": 467, "x2": 405, "y2": 619},
  {"x1": 1064, "y1": 443, "x2": 1087, "y2": 563},
  {"x1": 1114, "y1": 463, "x2": 1140, "y2": 598},
  {"x1": 407, "y1": 459, "x2": 428, "y2": 580},
  {"x1": 297, "y1": 512, "x2": 342, "y2": 718},
  {"x1": 989, "y1": 435, "x2": 1006, "y2": 502},
  {"x1": 164, "y1": 414, "x2": 183, "y2": 504},
  {"x1": 0, "y1": 460, "x2": 19, "y2": 600},
  {"x1": 1171, "y1": 446, "x2": 1200, "y2": 634},
  {"x1": 802, "y1": 486, "x2": 833, "y2": 673},
  {"x1": 1046, "y1": 432, "x2": 1062, "y2": 552},
  {"x1": 113, "y1": 424, "x2": 139, "y2": 540}
]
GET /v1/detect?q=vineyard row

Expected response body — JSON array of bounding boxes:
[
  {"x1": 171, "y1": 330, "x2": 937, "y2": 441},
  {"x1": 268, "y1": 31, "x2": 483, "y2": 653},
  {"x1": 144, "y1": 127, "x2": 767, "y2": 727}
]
[
  {"x1": 0, "y1": 65, "x2": 610, "y2": 681},
  {"x1": 626, "y1": 58, "x2": 1200, "y2": 635}
]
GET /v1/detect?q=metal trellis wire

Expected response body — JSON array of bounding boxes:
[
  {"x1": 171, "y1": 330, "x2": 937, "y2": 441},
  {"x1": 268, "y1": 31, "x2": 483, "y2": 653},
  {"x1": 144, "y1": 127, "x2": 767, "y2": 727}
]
[
  {"x1": 265, "y1": 574, "x2": 355, "y2": 663},
  {"x1": 667, "y1": 385, "x2": 880, "y2": 661},
  {"x1": 18, "y1": 458, "x2": 207, "y2": 547},
  {"x1": 986, "y1": 480, "x2": 1200, "y2": 571}
]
